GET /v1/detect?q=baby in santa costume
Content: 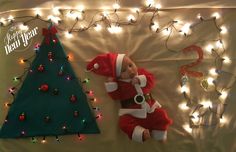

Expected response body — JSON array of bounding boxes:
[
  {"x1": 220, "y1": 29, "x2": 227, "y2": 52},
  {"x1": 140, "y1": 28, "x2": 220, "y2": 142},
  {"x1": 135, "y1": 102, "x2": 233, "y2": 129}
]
[{"x1": 87, "y1": 53, "x2": 172, "y2": 142}]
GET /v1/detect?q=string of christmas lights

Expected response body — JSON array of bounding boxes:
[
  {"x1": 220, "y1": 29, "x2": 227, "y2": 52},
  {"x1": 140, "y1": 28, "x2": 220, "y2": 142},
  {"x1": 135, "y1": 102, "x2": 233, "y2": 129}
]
[{"x1": 0, "y1": 0, "x2": 235, "y2": 137}]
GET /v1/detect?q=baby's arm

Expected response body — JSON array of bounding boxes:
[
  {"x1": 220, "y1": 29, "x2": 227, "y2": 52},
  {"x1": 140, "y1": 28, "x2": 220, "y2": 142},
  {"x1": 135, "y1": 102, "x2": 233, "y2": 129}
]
[
  {"x1": 104, "y1": 77, "x2": 121, "y2": 100},
  {"x1": 135, "y1": 69, "x2": 155, "y2": 89}
]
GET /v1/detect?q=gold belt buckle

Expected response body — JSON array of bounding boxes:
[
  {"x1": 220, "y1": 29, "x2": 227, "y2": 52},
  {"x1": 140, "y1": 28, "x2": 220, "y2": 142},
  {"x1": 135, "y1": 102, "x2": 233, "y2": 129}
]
[{"x1": 134, "y1": 94, "x2": 145, "y2": 105}]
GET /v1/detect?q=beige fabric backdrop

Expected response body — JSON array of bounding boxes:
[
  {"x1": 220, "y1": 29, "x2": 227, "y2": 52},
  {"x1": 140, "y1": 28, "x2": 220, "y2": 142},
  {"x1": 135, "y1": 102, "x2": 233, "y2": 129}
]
[{"x1": 0, "y1": 1, "x2": 236, "y2": 152}]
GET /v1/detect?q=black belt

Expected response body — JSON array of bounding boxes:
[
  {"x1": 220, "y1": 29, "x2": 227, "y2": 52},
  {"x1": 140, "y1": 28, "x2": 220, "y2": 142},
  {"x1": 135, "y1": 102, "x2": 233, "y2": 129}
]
[{"x1": 120, "y1": 93, "x2": 153, "y2": 108}]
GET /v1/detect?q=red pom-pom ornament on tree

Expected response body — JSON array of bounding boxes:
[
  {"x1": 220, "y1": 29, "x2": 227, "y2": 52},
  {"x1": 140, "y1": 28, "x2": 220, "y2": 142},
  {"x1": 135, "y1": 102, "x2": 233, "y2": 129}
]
[
  {"x1": 70, "y1": 94, "x2": 77, "y2": 103},
  {"x1": 39, "y1": 84, "x2": 49, "y2": 92},
  {"x1": 19, "y1": 113, "x2": 26, "y2": 121},
  {"x1": 37, "y1": 64, "x2": 45, "y2": 72},
  {"x1": 48, "y1": 52, "x2": 53, "y2": 62}
]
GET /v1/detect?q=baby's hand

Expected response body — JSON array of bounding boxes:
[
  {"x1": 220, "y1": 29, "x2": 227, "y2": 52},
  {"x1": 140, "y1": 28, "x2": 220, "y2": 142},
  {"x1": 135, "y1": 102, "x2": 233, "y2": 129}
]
[
  {"x1": 107, "y1": 77, "x2": 114, "y2": 82},
  {"x1": 131, "y1": 77, "x2": 140, "y2": 85}
]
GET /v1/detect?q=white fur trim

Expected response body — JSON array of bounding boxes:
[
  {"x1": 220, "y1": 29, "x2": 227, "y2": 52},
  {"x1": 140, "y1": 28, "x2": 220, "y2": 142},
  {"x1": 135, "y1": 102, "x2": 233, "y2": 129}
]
[
  {"x1": 132, "y1": 126, "x2": 145, "y2": 143},
  {"x1": 136, "y1": 75, "x2": 147, "y2": 87},
  {"x1": 104, "y1": 82, "x2": 118, "y2": 92},
  {"x1": 119, "y1": 109, "x2": 147, "y2": 118},
  {"x1": 151, "y1": 130, "x2": 167, "y2": 141},
  {"x1": 148, "y1": 100, "x2": 162, "y2": 113},
  {"x1": 116, "y1": 54, "x2": 125, "y2": 77}
]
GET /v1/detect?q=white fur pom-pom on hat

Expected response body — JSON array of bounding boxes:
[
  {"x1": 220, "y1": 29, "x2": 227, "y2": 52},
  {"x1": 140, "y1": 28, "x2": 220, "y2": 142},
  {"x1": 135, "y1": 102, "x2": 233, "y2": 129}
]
[{"x1": 86, "y1": 53, "x2": 125, "y2": 78}]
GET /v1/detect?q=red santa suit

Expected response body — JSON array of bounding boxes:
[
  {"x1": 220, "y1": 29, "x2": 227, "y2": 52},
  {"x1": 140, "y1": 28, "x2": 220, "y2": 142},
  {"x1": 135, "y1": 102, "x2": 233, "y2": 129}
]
[{"x1": 87, "y1": 53, "x2": 172, "y2": 142}]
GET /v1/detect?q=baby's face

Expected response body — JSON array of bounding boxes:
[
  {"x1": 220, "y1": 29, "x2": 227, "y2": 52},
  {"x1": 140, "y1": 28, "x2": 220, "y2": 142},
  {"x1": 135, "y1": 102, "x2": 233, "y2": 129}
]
[{"x1": 119, "y1": 56, "x2": 138, "y2": 79}]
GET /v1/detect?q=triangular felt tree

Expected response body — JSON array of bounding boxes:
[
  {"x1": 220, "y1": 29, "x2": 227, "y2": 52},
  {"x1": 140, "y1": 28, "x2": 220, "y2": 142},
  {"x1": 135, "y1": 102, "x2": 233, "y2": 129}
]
[{"x1": 0, "y1": 25, "x2": 100, "y2": 138}]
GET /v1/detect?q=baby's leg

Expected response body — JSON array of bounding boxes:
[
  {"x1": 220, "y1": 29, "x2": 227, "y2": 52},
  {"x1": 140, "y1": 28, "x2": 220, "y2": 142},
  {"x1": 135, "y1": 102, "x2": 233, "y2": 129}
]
[
  {"x1": 119, "y1": 114, "x2": 150, "y2": 142},
  {"x1": 146, "y1": 108, "x2": 172, "y2": 141}
]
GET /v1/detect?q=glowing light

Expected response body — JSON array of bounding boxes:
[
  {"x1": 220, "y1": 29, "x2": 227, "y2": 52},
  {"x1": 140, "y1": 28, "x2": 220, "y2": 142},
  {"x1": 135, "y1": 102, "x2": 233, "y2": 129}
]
[
  {"x1": 113, "y1": 3, "x2": 120, "y2": 10},
  {"x1": 0, "y1": 18, "x2": 6, "y2": 25},
  {"x1": 41, "y1": 139, "x2": 46, "y2": 144},
  {"x1": 108, "y1": 25, "x2": 122, "y2": 34},
  {"x1": 220, "y1": 116, "x2": 228, "y2": 125},
  {"x1": 200, "y1": 100, "x2": 212, "y2": 108},
  {"x1": 127, "y1": 15, "x2": 135, "y2": 22},
  {"x1": 209, "y1": 68, "x2": 218, "y2": 76},
  {"x1": 197, "y1": 13, "x2": 202, "y2": 19},
  {"x1": 205, "y1": 44, "x2": 214, "y2": 53},
  {"x1": 163, "y1": 28, "x2": 171, "y2": 36},
  {"x1": 180, "y1": 23, "x2": 191, "y2": 35},
  {"x1": 220, "y1": 26, "x2": 227, "y2": 34},
  {"x1": 52, "y1": 7, "x2": 60, "y2": 15},
  {"x1": 155, "y1": 4, "x2": 162, "y2": 9},
  {"x1": 96, "y1": 113, "x2": 102, "y2": 120},
  {"x1": 151, "y1": 22, "x2": 159, "y2": 32},
  {"x1": 20, "y1": 59, "x2": 25, "y2": 64},
  {"x1": 64, "y1": 31, "x2": 73, "y2": 38},
  {"x1": 178, "y1": 102, "x2": 189, "y2": 110},
  {"x1": 76, "y1": 5, "x2": 85, "y2": 11},
  {"x1": 212, "y1": 12, "x2": 220, "y2": 19},
  {"x1": 183, "y1": 124, "x2": 192, "y2": 133},
  {"x1": 145, "y1": 0, "x2": 155, "y2": 6},
  {"x1": 94, "y1": 24, "x2": 102, "y2": 31},
  {"x1": 47, "y1": 15, "x2": 61, "y2": 24},
  {"x1": 207, "y1": 77, "x2": 214, "y2": 85},
  {"x1": 131, "y1": 8, "x2": 140, "y2": 13},
  {"x1": 67, "y1": 53, "x2": 74, "y2": 61},
  {"x1": 216, "y1": 40, "x2": 223, "y2": 48},
  {"x1": 222, "y1": 56, "x2": 231, "y2": 64},
  {"x1": 180, "y1": 85, "x2": 189, "y2": 93},
  {"x1": 34, "y1": 8, "x2": 42, "y2": 16},
  {"x1": 102, "y1": 11, "x2": 109, "y2": 17},
  {"x1": 66, "y1": 11, "x2": 83, "y2": 20},
  {"x1": 220, "y1": 91, "x2": 228, "y2": 100},
  {"x1": 191, "y1": 112, "x2": 199, "y2": 123},
  {"x1": 8, "y1": 15, "x2": 14, "y2": 21},
  {"x1": 19, "y1": 24, "x2": 29, "y2": 31}
]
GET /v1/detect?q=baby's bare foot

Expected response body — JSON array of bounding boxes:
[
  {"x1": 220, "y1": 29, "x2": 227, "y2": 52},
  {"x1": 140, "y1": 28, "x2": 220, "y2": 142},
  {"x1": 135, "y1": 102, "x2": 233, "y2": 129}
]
[{"x1": 143, "y1": 129, "x2": 151, "y2": 141}]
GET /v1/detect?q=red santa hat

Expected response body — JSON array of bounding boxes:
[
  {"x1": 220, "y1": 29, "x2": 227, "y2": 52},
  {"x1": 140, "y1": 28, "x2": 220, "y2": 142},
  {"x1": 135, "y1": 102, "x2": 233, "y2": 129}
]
[{"x1": 86, "y1": 53, "x2": 125, "y2": 78}]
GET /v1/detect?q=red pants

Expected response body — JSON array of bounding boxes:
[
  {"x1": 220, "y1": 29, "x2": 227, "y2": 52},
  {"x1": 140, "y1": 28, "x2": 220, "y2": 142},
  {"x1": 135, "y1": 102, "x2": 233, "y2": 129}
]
[{"x1": 119, "y1": 108, "x2": 172, "y2": 140}]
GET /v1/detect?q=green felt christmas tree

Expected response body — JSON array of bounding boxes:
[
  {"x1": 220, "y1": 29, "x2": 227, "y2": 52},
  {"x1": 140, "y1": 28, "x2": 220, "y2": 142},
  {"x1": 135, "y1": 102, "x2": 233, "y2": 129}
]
[{"x1": 0, "y1": 25, "x2": 100, "y2": 138}]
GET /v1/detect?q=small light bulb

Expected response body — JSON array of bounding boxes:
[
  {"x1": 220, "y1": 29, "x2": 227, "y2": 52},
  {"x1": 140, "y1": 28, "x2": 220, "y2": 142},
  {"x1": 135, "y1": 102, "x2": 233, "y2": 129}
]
[
  {"x1": 205, "y1": 44, "x2": 214, "y2": 53},
  {"x1": 131, "y1": 8, "x2": 140, "y2": 13},
  {"x1": 151, "y1": 22, "x2": 159, "y2": 32},
  {"x1": 180, "y1": 85, "x2": 189, "y2": 93},
  {"x1": 183, "y1": 124, "x2": 192, "y2": 133},
  {"x1": 34, "y1": 8, "x2": 42, "y2": 16},
  {"x1": 220, "y1": 26, "x2": 227, "y2": 34},
  {"x1": 209, "y1": 68, "x2": 217, "y2": 76},
  {"x1": 207, "y1": 77, "x2": 214, "y2": 85},
  {"x1": 200, "y1": 100, "x2": 212, "y2": 108},
  {"x1": 220, "y1": 91, "x2": 228, "y2": 100},
  {"x1": 178, "y1": 102, "x2": 189, "y2": 110},
  {"x1": 8, "y1": 15, "x2": 14, "y2": 21},
  {"x1": 180, "y1": 23, "x2": 191, "y2": 35},
  {"x1": 222, "y1": 56, "x2": 231, "y2": 64},
  {"x1": 113, "y1": 3, "x2": 120, "y2": 10},
  {"x1": 146, "y1": 0, "x2": 155, "y2": 6},
  {"x1": 94, "y1": 24, "x2": 102, "y2": 31},
  {"x1": 76, "y1": 5, "x2": 85, "y2": 12},
  {"x1": 127, "y1": 15, "x2": 135, "y2": 22},
  {"x1": 19, "y1": 24, "x2": 29, "y2": 31},
  {"x1": 197, "y1": 13, "x2": 202, "y2": 20},
  {"x1": 155, "y1": 4, "x2": 162, "y2": 9},
  {"x1": 212, "y1": 12, "x2": 220, "y2": 19},
  {"x1": 216, "y1": 40, "x2": 223, "y2": 48},
  {"x1": 163, "y1": 28, "x2": 171, "y2": 36},
  {"x1": 102, "y1": 11, "x2": 109, "y2": 17},
  {"x1": 108, "y1": 25, "x2": 122, "y2": 34},
  {"x1": 52, "y1": 7, "x2": 60, "y2": 15},
  {"x1": 220, "y1": 116, "x2": 228, "y2": 124},
  {"x1": 65, "y1": 31, "x2": 73, "y2": 38}
]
